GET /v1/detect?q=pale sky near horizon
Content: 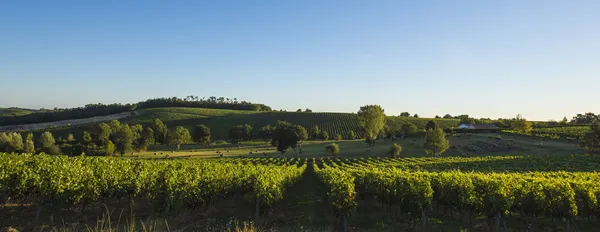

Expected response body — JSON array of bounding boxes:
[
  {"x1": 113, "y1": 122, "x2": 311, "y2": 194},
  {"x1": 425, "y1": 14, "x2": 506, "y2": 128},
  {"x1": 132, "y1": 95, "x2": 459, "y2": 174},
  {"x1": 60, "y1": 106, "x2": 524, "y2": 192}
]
[{"x1": 1, "y1": 0, "x2": 599, "y2": 121}]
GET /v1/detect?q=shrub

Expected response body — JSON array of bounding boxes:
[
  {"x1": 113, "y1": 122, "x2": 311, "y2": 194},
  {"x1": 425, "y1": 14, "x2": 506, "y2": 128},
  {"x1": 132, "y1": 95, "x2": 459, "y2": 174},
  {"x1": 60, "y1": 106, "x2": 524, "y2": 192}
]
[
  {"x1": 325, "y1": 143, "x2": 340, "y2": 156},
  {"x1": 389, "y1": 143, "x2": 402, "y2": 157}
]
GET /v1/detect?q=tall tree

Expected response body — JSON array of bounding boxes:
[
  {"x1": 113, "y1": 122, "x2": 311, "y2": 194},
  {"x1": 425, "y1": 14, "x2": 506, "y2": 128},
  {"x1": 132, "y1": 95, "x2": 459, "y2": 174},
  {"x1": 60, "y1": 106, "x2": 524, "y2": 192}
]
[
  {"x1": 168, "y1": 126, "x2": 192, "y2": 151},
  {"x1": 443, "y1": 114, "x2": 453, "y2": 119},
  {"x1": 136, "y1": 127, "x2": 154, "y2": 151},
  {"x1": 151, "y1": 118, "x2": 168, "y2": 144},
  {"x1": 193, "y1": 125, "x2": 211, "y2": 144},
  {"x1": 310, "y1": 125, "x2": 320, "y2": 140},
  {"x1": 424, "y1": 128, "x2": 450, "y2": 157},
  {"x1": 511, "y1": 114, "x2": 533, "y2": 133},
  {"x1": 106, "y1": 141, "x2": 116, "y2": 156},
  {"x1": 357, "y1": 105, "x2": 386, "y2": 147},
  {"x1": 229, "y1": 125, "x2": 244, "y2": 143},
  {"x1": 400, "y1": 112, "x2": 410, "y2": 117},
  {"x1": 23, "y1": 133, "x2": 35, "y2": 153},
  {"x1": 113, "y1": 124, "x2": 134, "y2": 156},
  {"x1": 413, "y1": 114, "x2": 419, "y2": 118},
  {"x1": 241, "y1": 124, "x2": 253, "y2": 141},
  {"x1": 93, "y1": 123, "x2": 112, "y2": 145},
  {"x1": 38, "y1": 131, "x2": 56, "y2": 151}
]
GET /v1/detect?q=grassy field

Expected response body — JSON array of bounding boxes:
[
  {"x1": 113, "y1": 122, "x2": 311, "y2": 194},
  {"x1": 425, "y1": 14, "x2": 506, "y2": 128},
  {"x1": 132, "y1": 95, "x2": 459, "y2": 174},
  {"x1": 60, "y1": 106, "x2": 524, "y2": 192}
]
[
  {"x1": 130, "y1": 133, "x2": 583, "y2": 159},
  {"x1": 0, "y1": 108, "x2": 35, "y2": 117},
  {"x1": 46, "y1": 107, "x2": 460, "y2": 140}
]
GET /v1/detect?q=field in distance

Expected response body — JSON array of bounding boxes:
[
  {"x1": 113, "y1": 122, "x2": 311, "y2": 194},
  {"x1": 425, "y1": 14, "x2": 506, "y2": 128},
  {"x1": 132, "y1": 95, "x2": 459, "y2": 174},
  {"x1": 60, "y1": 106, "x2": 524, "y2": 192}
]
[{"x1": 132, "y1": 132, "x2": 583, "y2": 159}]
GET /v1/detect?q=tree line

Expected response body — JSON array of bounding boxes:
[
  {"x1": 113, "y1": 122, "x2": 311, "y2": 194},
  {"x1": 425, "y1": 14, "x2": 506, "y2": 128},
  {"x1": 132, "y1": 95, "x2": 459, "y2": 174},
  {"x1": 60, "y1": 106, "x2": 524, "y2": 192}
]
[{"x1": 0, "y1": 96, "x2": 272, "y2": 127}]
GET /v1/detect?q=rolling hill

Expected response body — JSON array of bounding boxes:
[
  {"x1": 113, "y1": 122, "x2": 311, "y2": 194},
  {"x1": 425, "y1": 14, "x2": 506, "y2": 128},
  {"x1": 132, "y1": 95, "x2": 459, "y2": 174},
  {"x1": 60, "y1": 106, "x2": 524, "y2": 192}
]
[
  {"x1": 45, "y1": 107, "x2": 460, "y2": 140},
  {"x1": 0, "y1": 108, "x2": 35, "y2": 117}
]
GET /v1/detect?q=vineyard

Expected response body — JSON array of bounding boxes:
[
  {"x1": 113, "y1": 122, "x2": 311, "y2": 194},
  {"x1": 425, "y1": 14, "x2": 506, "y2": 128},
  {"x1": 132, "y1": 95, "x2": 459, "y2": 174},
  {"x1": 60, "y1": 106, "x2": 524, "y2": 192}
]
[
  {"x1": 502, "y1": 126, "x2": 591, "y2": 141},
  {"x1": 3, "y1": 152, "x2": 600, "y2": 231},
  {"x1": 0, "y1": 153, "x2": 306, "y2": 230},
  {"x1": 315, "y1": 154, "x2": 600, "y2": 231}
]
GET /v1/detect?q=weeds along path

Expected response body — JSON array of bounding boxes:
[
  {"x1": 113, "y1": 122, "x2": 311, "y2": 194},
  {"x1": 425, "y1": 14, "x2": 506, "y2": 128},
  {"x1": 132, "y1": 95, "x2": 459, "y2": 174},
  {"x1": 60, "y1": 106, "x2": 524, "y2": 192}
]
[{"x1": 270, "y1": 158, "x2": 334, "y2": 229}]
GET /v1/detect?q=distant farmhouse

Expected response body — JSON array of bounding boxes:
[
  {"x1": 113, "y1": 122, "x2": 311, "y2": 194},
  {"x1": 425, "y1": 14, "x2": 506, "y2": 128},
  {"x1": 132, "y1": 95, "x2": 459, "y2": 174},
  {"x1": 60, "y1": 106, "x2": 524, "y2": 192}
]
[{"x1": 458, "y1": 123, "x2": 499, "y2": 132}]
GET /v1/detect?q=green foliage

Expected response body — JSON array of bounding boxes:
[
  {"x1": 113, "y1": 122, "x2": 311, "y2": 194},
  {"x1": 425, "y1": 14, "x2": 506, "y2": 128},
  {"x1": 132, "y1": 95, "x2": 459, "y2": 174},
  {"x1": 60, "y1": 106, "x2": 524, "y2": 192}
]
[
  {"x1": 424, "y1": 128, "x2": 450, "y2": 156},
  {"x1": 38, "y1": 131, "x2": 56, "y2": 150},
  {"x1": 0, "y1": 132, "x2": 23, "y2": 153},
  {"x1": 135, "y1": 127, "x2": 154, "y2": 151},
  {"x1": 335, "y1": 134, "x2": 343, "y2": 141},
  {"x1": 511, "y1": 114, "x2": 533, "y2": 133},
  {"x1": 151, "y1": 118, "x2": 168, "y2": 144},
  {"x1": 259, "y1": 124, "x2": 273, "y2": 140},
  {"x1": 322, "y1": 131, "x2": 329, "y2": 141},
  {"x1": 82, "y1": 131, "x2": 92, "y2": 145},
  {"x1": 229, "y1": 124, "x2": 253, "y2": 143},
  {"x1": 348, "y1": 131, "x2": 356, "y2": 139},
  {"x1": 310, "y1": 125, "x2": 320, "y2": 140},
  {"x1": 357, "y1": 105, "x2": 386, "y2": 144},
  {"x1": 581, "y1": 123, "x2": 600, "y2": 154},
  {"x1": 0, "y1": 153, "x2": 305, "y2": 215},
  {"x1": 271, "y1": 121, "x2": 305, "y2": 154},
  {"x1": 401, "y1": 123, "x2": 418, "y2": 136},
  {"x1": 389, "y1": 143, "x2": 402, "y2": 157},
  {"x1": 193, "y1": 124, "x2": 211, "y2": 144},
  {"x1": 105, "y1": 141, "x2": 115, "y2": 156},
  {"x1": 93, "y1": 123, "x2": 111, "y2": 145},
  {"x1": 325, "y1": 143, "x2": 340, "y2": 156},
  {"x1": 295, "y1": 125, "x2": 308, "y2": 141},
  {"x1": 167, "y1": 126, "x2": 192, "y2": 151},
  {"x1": 426, "y1": 120, "x2": 438, "y2": 131},
  {"x1": 113, "y1": 124, "x2": 134, "y2": 156}
]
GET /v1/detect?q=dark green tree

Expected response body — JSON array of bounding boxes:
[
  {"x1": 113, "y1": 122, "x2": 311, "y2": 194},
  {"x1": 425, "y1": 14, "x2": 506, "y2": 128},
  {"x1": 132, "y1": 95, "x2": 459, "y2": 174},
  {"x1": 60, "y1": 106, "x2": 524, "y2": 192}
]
[
  {"x1": 151, "y1": 118, "x2": 168, "y2": 144},
  {"x1": 135, "y1": 127, "x2": 155, "y2": 151},
  {"x1": 93, "y1": 123, "x2": 111, "y2": 145},
  {"x1": 193, "y1": 125, "x2": 211, "y2": 144},
  {"x1": 113, "y1": 124, "x2": 134, "y2": 156},
  {"x1": 271, "y1": 121, "x2": 305, "y2": 155}
]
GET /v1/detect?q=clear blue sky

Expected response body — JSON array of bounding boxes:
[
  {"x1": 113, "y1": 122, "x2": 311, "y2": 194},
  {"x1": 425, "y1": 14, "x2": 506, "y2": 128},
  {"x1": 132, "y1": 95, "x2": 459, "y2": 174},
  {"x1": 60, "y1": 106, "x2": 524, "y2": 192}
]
[{"x1": 1, "y1": 0, "x2": 599, "y2": 120}]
